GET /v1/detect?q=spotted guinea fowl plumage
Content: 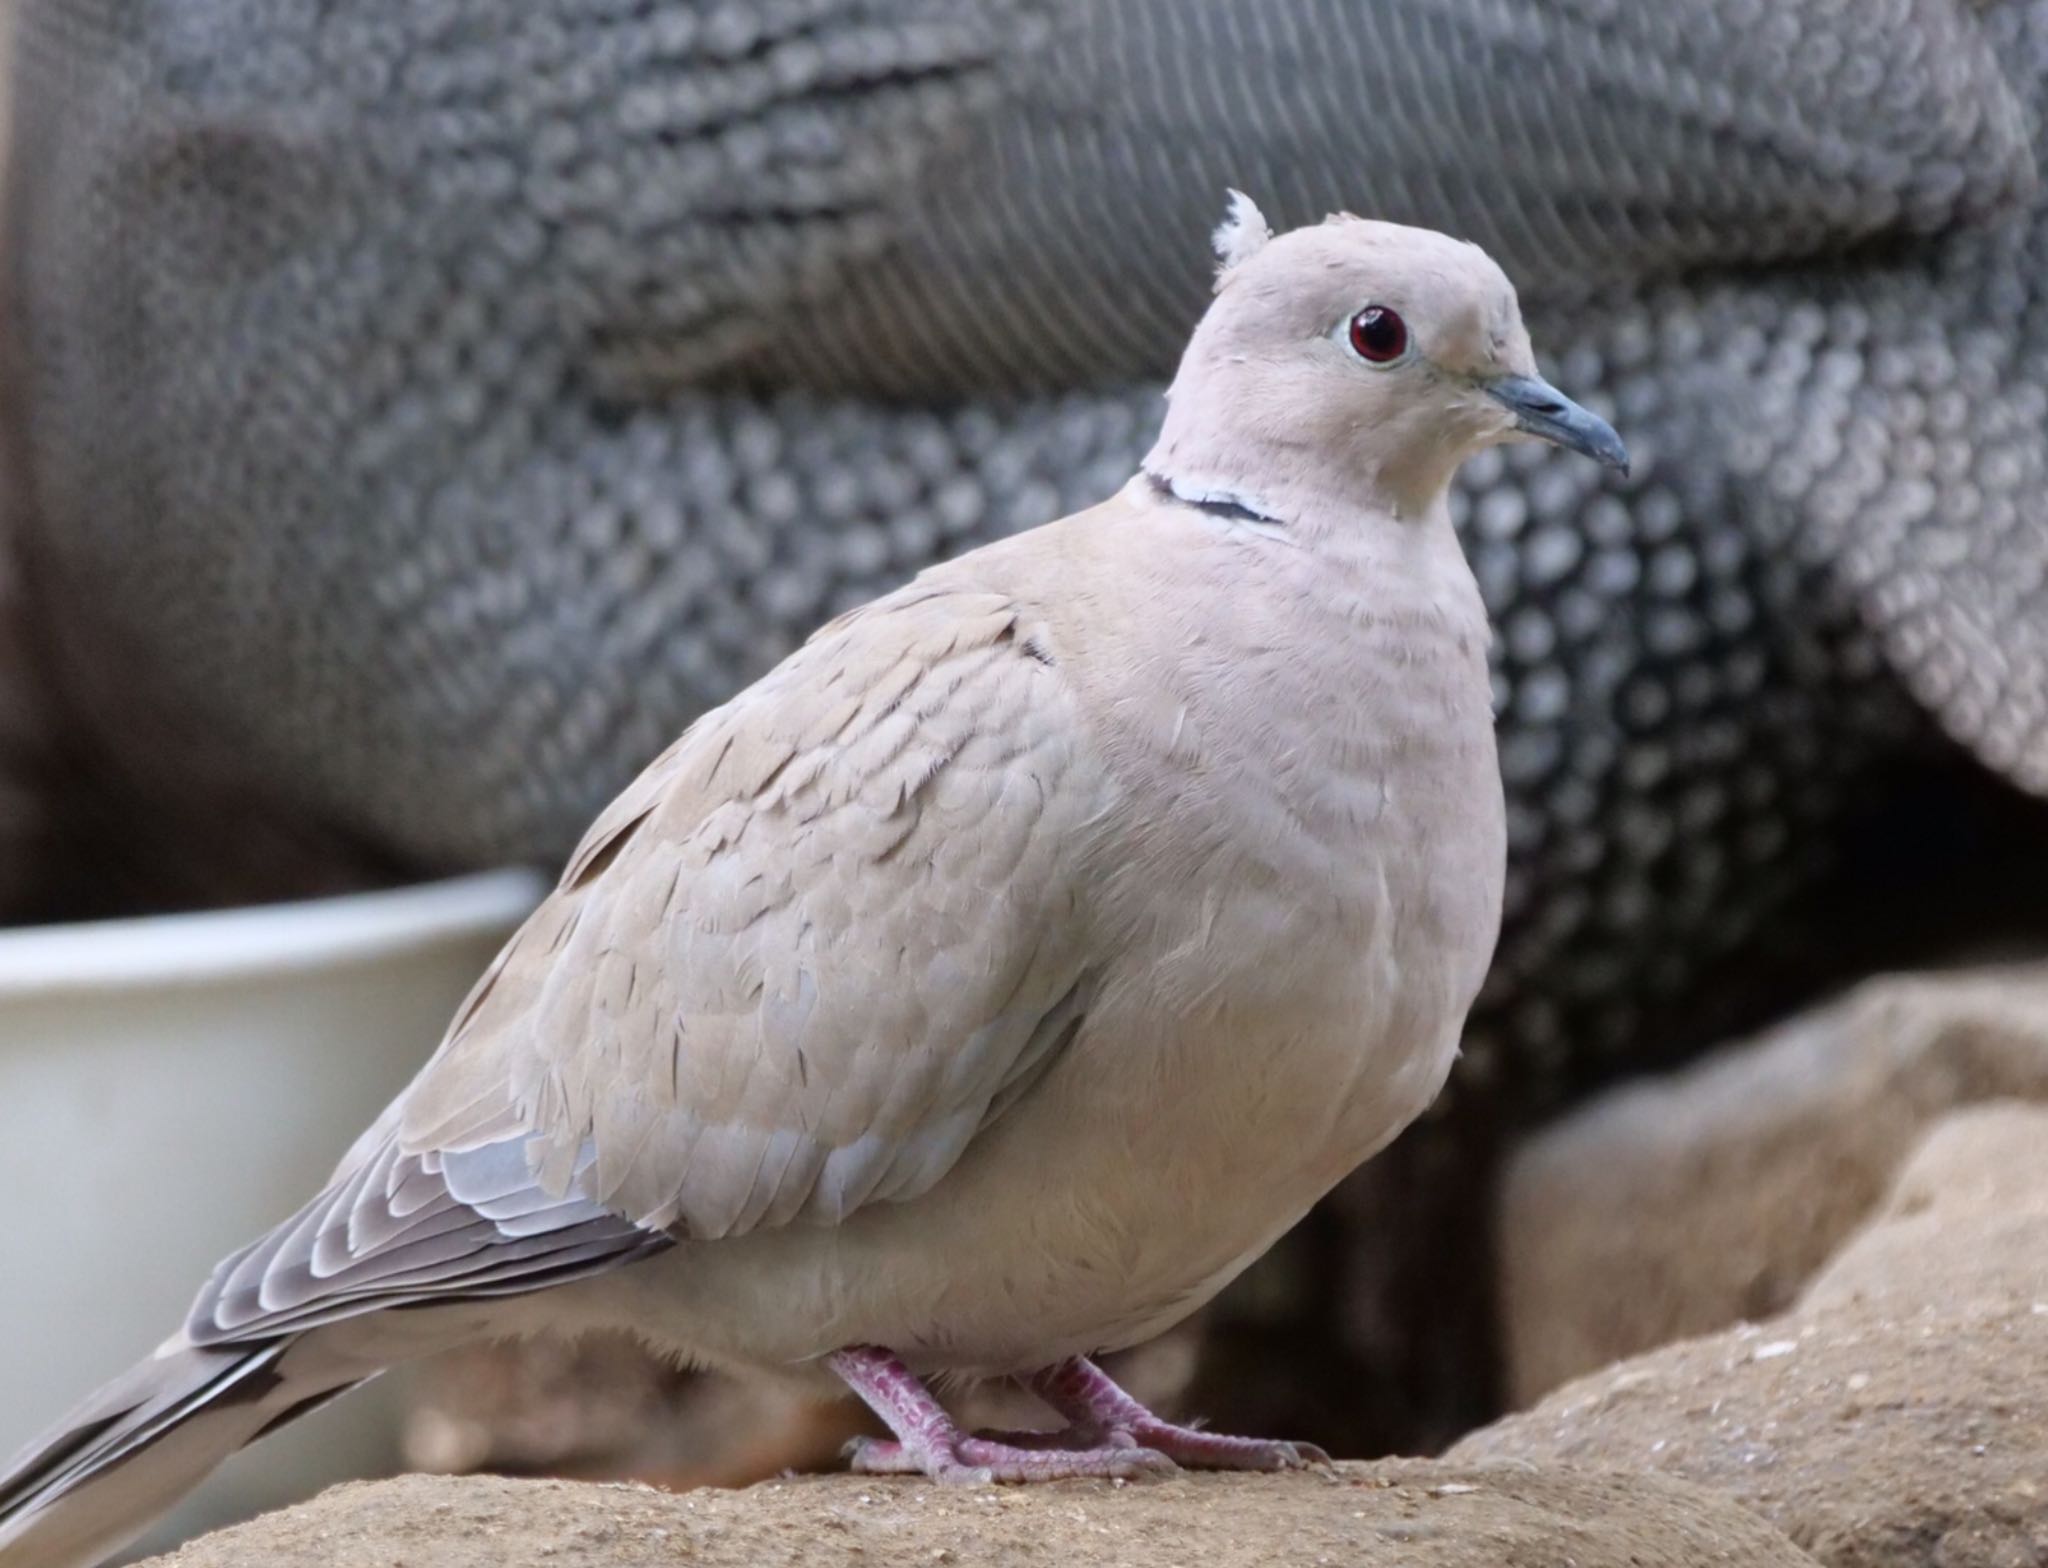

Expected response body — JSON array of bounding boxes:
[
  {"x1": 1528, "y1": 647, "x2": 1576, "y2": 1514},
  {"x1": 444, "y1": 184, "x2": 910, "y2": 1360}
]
[{"x1": 8, "y1": 1, "x2": 2047, "y2": 1093}]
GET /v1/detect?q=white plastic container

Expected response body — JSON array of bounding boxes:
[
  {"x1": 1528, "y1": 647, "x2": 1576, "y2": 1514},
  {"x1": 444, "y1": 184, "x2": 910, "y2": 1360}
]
[{"x1": 0, "y1": 870, "x2": 545, "y2": 1555}]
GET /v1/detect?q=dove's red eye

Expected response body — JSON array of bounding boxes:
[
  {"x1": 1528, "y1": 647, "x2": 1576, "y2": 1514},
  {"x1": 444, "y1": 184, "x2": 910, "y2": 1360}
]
[{"x1": 1348, "y1": 306, "x2": 1408, "y2": 364}]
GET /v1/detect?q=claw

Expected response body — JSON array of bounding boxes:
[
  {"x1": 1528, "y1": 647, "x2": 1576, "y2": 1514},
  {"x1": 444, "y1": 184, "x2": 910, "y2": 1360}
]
[
  {"x1": 1030, "y1": 1356, "x2": 1334, "y2": 1474},
  {"x1": 843, "y1": 1436, "x2": 930, "y2": 1476}
]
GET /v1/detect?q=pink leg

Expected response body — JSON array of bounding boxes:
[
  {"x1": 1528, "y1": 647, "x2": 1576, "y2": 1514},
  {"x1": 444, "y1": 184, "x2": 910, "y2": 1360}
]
[
  {"x1": 827, "y1": 1347, "x2": 1176, "y2": 1483},
  {"x1": 1029, "y1": 1356, "x2": 1331, "y2": 1472}
]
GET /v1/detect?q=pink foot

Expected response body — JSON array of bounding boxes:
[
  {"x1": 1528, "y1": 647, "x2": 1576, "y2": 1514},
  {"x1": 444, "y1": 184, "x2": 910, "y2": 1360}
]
[
  {"x1": 1030, "y1": 1356, "x2": 1332, "y2": 1473},
  {"x1": 828, "y1": 1347, "x2": 1175, "y2": 1484},
  {"x1": 845, "y1": 1432, "x2": 1175, "y2": 1483},
  {"x1": 827, "y1": 1346, "x2": 1330, "y2": 1484}
]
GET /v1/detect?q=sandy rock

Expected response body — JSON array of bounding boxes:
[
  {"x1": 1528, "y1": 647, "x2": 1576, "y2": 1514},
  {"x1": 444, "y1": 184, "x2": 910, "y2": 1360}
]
[
  {"x1": 1803, "y1": 1100, "x2": 2048, "y2": 1314},
  {"x1": 1455, "y1": 1103, "x2": 2048, "y2": 1568},
  {"x1": 136, "y1": 1463, "x2": 1815, "y2": 1568},
  {"x1": 1497, "y1": 963, "x2": 2048, "y2": 1402},
  {"x1": 1456, "y1": 1308, "x2": 2048, "y2": 1568}
]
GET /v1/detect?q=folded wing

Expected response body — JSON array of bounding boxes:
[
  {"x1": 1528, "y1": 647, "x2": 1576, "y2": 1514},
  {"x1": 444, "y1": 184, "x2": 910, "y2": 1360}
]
[{"x1": 184, "y1": 569, "x2": 1115, "y2": 1344}]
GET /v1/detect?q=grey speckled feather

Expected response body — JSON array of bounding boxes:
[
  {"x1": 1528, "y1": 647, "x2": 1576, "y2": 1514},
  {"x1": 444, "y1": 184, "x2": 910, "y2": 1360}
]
[{"x1": 0, "y1": 210, "x2": 1569, "y2": 1562}]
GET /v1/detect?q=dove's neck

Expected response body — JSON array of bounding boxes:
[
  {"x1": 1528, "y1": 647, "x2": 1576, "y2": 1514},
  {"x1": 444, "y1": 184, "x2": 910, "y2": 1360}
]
[{"x1": 1144, "y1": 414, "x2": 1473, "y2": 529}]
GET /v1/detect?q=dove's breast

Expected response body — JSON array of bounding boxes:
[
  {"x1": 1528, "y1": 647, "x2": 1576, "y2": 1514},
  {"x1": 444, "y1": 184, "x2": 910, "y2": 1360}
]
[
  {"x1": 561, "y1": 495, "x2": 1506, "y2": 1378},
  {"x1": 1013, "y1": 499, "x2": 1507, "y2": 1337}
]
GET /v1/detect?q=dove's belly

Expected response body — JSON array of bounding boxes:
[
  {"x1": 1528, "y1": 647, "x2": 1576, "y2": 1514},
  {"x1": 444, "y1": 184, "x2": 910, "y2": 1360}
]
[
  {"x1": 568, "y1": 746, "x2": 1501, "y2": 1382},
  {"x1": 574, "y1": 895, "x2": 1480, "y2": 1380}
]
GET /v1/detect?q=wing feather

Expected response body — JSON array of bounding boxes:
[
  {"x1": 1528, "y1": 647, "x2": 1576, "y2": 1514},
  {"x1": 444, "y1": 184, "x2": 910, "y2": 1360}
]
[{"x1": 181, "y1": 561, "x2": 1119, "y2": 1343}]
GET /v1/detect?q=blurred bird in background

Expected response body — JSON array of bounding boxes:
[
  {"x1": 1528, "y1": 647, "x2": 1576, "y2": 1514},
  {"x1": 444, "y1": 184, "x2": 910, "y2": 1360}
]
[{"x1": 2, "y1": 0, "x2": 2047, "y2": 1483}]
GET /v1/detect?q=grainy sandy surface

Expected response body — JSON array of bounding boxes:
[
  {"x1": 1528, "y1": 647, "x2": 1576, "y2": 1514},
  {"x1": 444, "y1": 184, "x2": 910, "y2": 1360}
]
[
  {"x1": 138, "y1": 1461, "x2": 1816, "y2": 1568},
  {"x1": 1461, "y1": 1103, "x2": 2048, "y2": 1567}
]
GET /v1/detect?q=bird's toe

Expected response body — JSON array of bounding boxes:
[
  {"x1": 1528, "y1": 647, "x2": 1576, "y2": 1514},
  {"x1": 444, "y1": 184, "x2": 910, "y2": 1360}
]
[
  {"x1": 1123, "y1": 1424, "x2": 1331, "y2": 1473},
  {"x1": 954, "y1": 1436, "x2": 1178, "y2": 1483}
]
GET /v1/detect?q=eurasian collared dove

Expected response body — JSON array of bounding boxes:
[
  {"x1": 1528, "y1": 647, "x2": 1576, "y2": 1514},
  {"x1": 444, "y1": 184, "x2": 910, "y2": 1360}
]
[{"x1": 0, "y1": 198, "x2": 1625, "y2": 1566}]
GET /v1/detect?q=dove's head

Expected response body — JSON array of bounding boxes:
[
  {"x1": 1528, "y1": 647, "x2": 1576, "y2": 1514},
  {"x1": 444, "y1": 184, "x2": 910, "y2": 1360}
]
[{"x1": 1147, "y1": 194, "x2": 1626, "y2": 522}]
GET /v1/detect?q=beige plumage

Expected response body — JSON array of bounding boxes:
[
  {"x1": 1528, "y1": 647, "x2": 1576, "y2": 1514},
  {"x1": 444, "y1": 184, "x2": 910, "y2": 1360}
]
[{"x1": 0, "y1": 197, "x2": 1624, "y2": 1566}]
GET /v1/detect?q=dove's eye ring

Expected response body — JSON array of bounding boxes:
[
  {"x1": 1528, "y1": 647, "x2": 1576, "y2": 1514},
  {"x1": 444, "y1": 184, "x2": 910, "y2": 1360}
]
[{"x1": 1347, "y1": 306, "x2": 1409, "y2": 365}]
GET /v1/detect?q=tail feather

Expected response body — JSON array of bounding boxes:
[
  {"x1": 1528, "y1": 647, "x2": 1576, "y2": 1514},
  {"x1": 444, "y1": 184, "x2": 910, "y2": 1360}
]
[
  {"x1": 0, "y1": 1117, "x2": 660, "y2": 1567},
  {"x1": 0, "y1": 1336, "x2": 358, "y2": 1568}
]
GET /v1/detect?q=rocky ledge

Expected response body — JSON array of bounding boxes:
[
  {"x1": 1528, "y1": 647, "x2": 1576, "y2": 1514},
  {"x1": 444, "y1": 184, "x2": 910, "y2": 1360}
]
[
  {"x1": 1459, "y1": 1100, "x2": 2048, "y2": 1568},
  {"x1": 139, "y1": 1462, "x2": 1815, "y2": 1568}
]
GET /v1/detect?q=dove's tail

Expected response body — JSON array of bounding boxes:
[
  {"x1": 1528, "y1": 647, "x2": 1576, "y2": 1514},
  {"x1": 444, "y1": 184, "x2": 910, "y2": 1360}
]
[{"x1": 0, "y1": 1332, "x2": 366, "y2": 1568}]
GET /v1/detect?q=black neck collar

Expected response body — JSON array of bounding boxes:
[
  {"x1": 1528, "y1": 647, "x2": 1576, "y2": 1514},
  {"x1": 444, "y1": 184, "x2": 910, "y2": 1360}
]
[{"x1": 1145, "y1": 470, "x2": 1285, "y2": 528}]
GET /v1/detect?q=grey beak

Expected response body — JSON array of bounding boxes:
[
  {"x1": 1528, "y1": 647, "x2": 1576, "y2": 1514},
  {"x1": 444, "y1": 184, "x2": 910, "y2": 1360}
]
[{"x1": 1486, "y1": 373, "x2": 1630, "y2": 475}]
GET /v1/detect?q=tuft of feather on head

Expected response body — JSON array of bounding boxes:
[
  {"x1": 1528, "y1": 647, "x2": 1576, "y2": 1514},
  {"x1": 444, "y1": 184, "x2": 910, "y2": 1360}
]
[{"x1": 1211, "y1": 189, "x2": 1271, "y2": 286}]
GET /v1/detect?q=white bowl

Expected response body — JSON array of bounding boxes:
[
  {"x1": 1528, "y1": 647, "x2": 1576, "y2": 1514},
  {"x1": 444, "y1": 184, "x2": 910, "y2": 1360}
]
[{"x1": 0, "y1": 870, "x2": 546, "y2": 1555}]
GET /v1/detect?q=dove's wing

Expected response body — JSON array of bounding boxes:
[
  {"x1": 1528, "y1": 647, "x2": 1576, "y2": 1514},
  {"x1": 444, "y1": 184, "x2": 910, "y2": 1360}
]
[{"x1": 182, "y1": 538, "x2": 1120, "y2": 1345}]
